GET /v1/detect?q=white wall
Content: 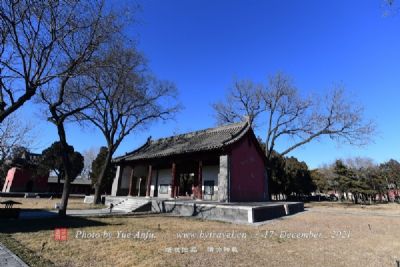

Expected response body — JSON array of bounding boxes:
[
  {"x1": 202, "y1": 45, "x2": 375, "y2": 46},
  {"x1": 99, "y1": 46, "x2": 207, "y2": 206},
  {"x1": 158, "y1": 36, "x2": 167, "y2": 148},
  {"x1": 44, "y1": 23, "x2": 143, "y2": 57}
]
[
  {"x1": 120, "y1": 166, "x2": 132, "y2": 189},
  {"x1": 156, "y1": 168, "x2": 172, "y2": 198},
  {"x1": 202, "y1": 165, "x2": 219, "y2": 201}
]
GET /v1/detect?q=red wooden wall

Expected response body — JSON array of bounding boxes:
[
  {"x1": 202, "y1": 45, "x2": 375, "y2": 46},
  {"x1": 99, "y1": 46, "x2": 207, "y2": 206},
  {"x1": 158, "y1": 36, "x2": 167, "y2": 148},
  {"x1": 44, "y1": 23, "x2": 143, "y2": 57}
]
[
  {"x1": 229, "y1": 133, "x2": 266, "y2": 202},
  {"x1": 2, "y1": 167, "x2": 48, "y2": 192}
]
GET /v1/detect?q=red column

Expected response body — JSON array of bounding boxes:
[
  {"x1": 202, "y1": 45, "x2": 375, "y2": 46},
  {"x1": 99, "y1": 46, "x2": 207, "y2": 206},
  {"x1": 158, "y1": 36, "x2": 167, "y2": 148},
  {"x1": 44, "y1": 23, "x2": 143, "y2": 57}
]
[
  {"x1": 146, "y1": 165, "x2": 152, "y2": 197},
  {"x1": 171, "y1": 162, "x2": 176, "y2": 198},
  {"x1": 198, "y1": 161, "x2": 203, "y2": 199},
  {"x1": 128, "y1": 167, "x2": 135, "y2": 196}
]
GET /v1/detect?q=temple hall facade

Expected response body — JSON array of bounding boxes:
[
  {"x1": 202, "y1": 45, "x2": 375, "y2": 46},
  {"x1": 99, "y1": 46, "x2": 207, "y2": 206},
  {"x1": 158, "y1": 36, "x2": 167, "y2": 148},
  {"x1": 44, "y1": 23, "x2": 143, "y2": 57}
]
[{"x1": 111, "y1": 121, "x2": 268, "y2": 202}]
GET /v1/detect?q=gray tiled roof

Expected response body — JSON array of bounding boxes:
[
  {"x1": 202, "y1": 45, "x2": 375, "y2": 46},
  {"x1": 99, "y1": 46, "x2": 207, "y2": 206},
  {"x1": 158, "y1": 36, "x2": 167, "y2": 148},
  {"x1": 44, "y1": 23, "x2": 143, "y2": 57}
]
[
  {"x1": 113, "y1": 121, "x2": 250, "y2": 162},
  {"x1": 48, "y1": 176, "x2": 92, "y2": 185}
]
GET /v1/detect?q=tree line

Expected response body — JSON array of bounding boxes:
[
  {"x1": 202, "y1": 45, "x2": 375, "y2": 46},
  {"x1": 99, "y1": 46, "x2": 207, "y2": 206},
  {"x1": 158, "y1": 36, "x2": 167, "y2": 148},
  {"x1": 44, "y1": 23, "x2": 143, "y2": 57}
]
[
  {"x1": 312, "y1": 158, "x2": 400, "y2": 204},
  {"x1": 268, "y1": 152, "x2": 316, "y2": 201},
  {"x1": 260, "y1": 149, "x2": 400, "y2": 204}
]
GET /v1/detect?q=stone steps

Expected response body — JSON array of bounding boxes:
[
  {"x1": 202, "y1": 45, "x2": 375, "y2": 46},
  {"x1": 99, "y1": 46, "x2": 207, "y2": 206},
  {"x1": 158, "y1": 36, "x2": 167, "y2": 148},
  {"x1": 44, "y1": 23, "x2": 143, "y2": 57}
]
[{"x1": 111, "y1": 198, "x2": 150, "y2": 212}]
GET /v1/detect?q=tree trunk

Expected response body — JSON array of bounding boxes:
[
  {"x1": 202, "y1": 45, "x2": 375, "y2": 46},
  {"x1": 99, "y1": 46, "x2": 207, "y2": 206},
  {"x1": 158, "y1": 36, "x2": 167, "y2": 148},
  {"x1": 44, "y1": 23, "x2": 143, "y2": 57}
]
[
  {"x1": 56, "y1": 123, "x2": 73, "y2": 217},
  {"x1": 57, "y1": 174, "x2": 63, "y2": 194},
  {"x1": 266, "y1": 168, "x2": 272, "y2": 201},
  {"x1": 93, "y1": 149, "x2": 113, "y2": 204}
]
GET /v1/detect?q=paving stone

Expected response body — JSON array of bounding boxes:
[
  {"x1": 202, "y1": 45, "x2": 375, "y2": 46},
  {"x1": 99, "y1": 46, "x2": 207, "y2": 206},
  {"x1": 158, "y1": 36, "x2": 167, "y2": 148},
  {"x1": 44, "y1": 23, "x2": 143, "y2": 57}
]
[{"x1": 0, "y1": 243, "x2": 29, "y2": 267}]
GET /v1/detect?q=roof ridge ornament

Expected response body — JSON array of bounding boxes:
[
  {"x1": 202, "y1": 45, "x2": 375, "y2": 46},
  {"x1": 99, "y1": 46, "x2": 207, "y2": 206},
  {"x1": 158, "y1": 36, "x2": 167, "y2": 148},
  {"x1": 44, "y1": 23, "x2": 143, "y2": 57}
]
[{"x1": 243, "y1": 115, "x2": 251, "y2": 125}]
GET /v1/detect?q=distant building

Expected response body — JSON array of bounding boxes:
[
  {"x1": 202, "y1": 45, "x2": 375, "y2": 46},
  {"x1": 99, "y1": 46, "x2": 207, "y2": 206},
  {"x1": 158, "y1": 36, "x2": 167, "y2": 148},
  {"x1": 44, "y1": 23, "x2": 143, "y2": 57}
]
[
  {"x1": 1, "y1": 151, "x2": 92, "y2": 195},
  {"x1": 111, "y1": 121, "x2": 268, "y2": 202},
  {"x1": 2, "y1": 151, "x2": 47, "y2": 192},
  {"x1": 47, "y1": 176, "x2": 92, "y2": 195}
]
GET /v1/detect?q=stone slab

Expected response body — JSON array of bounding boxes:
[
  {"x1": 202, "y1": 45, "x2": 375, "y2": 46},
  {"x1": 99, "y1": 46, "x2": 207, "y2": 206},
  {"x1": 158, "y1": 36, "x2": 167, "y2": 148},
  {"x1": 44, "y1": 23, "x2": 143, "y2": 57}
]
[{"x1": 0, "y1": 243, "x2": 29, "y2": 267}]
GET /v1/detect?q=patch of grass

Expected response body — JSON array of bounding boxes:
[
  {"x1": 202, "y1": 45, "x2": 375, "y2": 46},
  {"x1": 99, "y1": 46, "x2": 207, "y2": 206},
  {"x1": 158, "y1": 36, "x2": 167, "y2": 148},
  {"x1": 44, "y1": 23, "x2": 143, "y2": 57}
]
[
  {"x1": 305, "y1": 201, "x2": 400, "y2": 212},
  {"x1": 2, "y1": 205, "x2": 400, "y2": 266},
  {"x1": 0, "y1": 197, "x2": 105, "y2": 210},
  {"x1": 0, "y1": 233, "x2": 54, "y2": 267}
]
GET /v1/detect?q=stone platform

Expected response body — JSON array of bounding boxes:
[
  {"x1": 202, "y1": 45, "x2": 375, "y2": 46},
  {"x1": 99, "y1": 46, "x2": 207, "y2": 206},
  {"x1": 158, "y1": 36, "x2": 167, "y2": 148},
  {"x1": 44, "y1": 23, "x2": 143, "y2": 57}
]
[
  {"x1": 99, "y1": 196, "x2": 304, "y2": 224},
  {"x1": 152, "y1": 200, "x2": 303, "y2": 223}
]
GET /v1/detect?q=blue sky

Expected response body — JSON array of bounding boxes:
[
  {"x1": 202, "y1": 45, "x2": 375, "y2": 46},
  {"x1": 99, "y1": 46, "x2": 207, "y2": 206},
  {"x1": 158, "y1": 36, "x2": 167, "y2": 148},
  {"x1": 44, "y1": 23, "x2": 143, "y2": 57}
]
[{"x1": 21, "y1": 0, "x2": 400, "y2": 169}]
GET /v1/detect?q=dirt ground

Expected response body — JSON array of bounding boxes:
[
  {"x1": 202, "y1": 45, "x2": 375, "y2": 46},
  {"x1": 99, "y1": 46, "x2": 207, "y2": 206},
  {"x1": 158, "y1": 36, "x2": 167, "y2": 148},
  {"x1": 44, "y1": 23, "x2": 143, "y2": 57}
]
[
  {"x1": 1, "y1": 202, "x2": 400, "y2": 267},
  {"x1": 0, "y1": 196, "x2": 103, "y2": 210}
]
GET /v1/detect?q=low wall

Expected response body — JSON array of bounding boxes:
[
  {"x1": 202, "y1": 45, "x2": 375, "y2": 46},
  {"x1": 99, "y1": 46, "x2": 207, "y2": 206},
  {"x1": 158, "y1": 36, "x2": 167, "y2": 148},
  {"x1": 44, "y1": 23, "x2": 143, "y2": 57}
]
[
  {"x1": 150, "y1": 200, "x2": 304, "y2": 224},
  {"x1": 252, "y1": 205, "x2": 286, "y2": 222},
  {"x1": 252, "y1": 202, "x2": 304, "y2": 223},
  {"x1": 285, "y1": 202, "x2": 304, "y2": 215},
  {"x1": 100, "y1": 196, "x2": 304, "y2": 224},
  {"x1": 151, "y1": 200, "x2": 250, "y2": 223}
]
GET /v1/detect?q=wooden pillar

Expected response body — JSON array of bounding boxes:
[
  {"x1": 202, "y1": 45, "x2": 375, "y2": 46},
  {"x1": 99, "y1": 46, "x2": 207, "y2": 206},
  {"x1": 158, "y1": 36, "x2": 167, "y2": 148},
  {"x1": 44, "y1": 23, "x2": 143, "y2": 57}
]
[
  {"x1": 146, "y1": 165, "x2": 152, "y2": 197},
  {"x1": 128, "y1": 167, "x2": 135, "y2": 196},
  {"x1": 137, "y1": 178, "x2": 142, "y2": 196},
  {"x1": 198, "y1": 161, "x2": 203, "y2": 199},
  {"x1": 171, "y1": 162, "x2": 176, "y2": 198},
  {"x1": 154, "y1": 169, "x2": 159, "y2": 197}
]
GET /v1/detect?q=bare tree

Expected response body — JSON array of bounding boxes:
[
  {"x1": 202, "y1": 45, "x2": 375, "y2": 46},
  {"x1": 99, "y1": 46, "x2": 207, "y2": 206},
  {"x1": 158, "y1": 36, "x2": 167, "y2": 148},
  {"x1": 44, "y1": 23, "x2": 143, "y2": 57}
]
[
  {"x1": 214, "y1": 73, "x2": 375, "y2": 200},
  {"x1": 384, "y1": 0, "x2": 399, "y2": 16},
  {"x1": 213, "y1": 73, "x2": 375, "y2": 162},
  {"x1": 38, "y1": 0, "x2": 125, "y2": 216},
  {"x1": 78, "y1": 42, "x2": 180, "y2": 204},
  {"x1": 212, "y1": 80, "x2": 263, "y2": 126},
  {"x1": 344, "y1": 157, "x2": 376, "y2": 170},
  {"x1": 0, "y1": 113, "x2": 35, "y2": 162},
  {"x1": 81, "y1": 147, "x2": 99, "y2": 179},
  {"x1": 0, "y1": 0, "x2": 96, "y2": 123}
]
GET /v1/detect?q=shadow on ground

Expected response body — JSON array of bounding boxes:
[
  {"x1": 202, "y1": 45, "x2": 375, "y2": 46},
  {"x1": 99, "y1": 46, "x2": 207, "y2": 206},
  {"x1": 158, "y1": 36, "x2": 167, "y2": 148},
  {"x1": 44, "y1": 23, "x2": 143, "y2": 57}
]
[{"x1": 0, "y1": 213, "x2": 110, "y2": 234}]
